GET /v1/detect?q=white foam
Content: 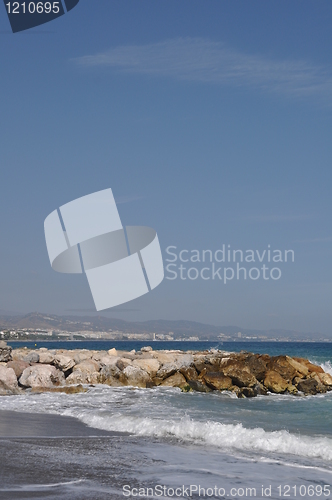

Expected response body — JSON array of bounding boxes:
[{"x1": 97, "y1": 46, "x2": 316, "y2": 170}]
[
  {"x1": 321, "y1": 360, "x2": 332, "y2": 376},
  {"x1": 68, "y1": 411, "x2": 332, "y2": 462}
]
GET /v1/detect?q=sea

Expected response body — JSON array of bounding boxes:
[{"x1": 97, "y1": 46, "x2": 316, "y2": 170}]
[{"x1": 1, "y1": 341, "x2": 332, "y2": 499}]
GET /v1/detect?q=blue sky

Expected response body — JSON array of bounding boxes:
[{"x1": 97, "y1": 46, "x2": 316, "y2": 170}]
[{"x1": 0, "y1": 1, "x2": 331, "y2": 334}]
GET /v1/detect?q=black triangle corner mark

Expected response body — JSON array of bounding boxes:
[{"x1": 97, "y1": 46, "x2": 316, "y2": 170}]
[{"x1": 64, "y1": 0, "x2": 80, "y2": 12}]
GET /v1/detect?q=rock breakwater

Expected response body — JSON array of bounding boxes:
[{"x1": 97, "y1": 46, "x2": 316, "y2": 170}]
[{"x1": 0, "y1": 342, "x2": 331, "y2": 397}]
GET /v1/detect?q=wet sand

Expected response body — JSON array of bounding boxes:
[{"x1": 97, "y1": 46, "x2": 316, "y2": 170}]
[{"x1": 0, "y1": 410, "x2": 137, "y2": 500}]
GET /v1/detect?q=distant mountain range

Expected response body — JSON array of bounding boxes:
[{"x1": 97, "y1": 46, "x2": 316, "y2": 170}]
[{"x1": 0, "y1": 312, "x2": 327, "y2": 341}]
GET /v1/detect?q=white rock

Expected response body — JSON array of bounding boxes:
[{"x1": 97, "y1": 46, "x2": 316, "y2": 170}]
[
  {"x1": 108, "y1": 348, "x2": 117, "y2": 356},
  {"x1": 0, "y1": 365, "x2": 18, "y2": 391},
  {"x1": 66, "y1": 370, "x2": 99, "y2": 385},
  {"x1": 133, "y1": 358, "x2": 160, "y2": 377},
  {"x1": 38, "y1": 351, "x2": 55, "y2": 364},
  {"x1": 72, "y1": 359, "x2": 100, "y2": 374},
  {"x1": 19, "y1": 365, "x2": 64, "y2": 388},
  {"x1": 53, "y1": 354, "x2": 75, "y2": 372},
  {"x1": 122, "y1": 365, "x2": 151, "y2": 387}
]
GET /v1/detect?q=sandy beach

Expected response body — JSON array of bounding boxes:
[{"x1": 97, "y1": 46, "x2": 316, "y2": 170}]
[{"x1": 0, "y1": 410, "x2": 131, "y2": 500}]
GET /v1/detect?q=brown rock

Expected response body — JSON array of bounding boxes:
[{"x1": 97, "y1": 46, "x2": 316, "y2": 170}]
[
  {"x1": 285, "y1": 356, "x2": 309, "y2": 377},
  {"x1": 293, "y1": 358, "x2": 324, "y2": 374},
  {"x1": 317, "y1": 372, "x2": 332, "y2": 387},
  {"x1": 160, "y1": 372, "x2": 187, "y2": 388},
  {"x1": 246, "y1": 355, "x2": 267, "y2": 381},
  {"x1": 7, "y1": 360, "x2": 29, "y2": 378},
  {"x1": 239, "y1": 387, "x2": 257, "y2": 398},
  {"x1": 222, "y1": 367, "x2": 257, "y2": 388},
  {"x1": 264, "y1": 370, "x2": 289, "y2": 393},
  {"x1": 203, "y1": 372, "x2": 233, "y2": 391},
  {"x1": 188, "y1": 380, "x2": 212, "y2": 392},
  {"x1": 267, "y1": 356, "x2": 298, "y2": 383},
  {"x1": 180, "y1": 365, "x2": 198, "y2": 381},
  {"x1": 297, "y1": 378, "x2": 319, "y2": 395},
  {"x1": 32, "y1": 384, "x2": 87, "y2": 394}
]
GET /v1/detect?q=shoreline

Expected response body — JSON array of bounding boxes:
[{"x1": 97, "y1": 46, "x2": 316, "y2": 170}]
[{"x1": 0, "y1": 409, "x2": 121, "y2": 438}]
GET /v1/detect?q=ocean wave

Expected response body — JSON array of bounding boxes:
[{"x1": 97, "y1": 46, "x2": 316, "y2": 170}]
[
  {"x1": 321, "y1": 361, "x2": 332, "y2": 376},
  {"x1": 69, "y1": 411, "x2": 332, "y2": 462}
]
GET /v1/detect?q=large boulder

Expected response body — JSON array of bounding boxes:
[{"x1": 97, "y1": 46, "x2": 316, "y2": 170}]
[
  {"x1": 23, "y1": 351, "x2": 40, "y2": 364},
  {"x1": 120, "y1": 365, "x2": 151, "y2": 388},
  {"x1": 264, "y1": 370, "x2": 289, "y2": 393},
  {"x1": 317, "y1": 372, "x2": 332, "y2": 387},
  {"x1": 246, "y1": 355, "x2": 267, "y2": 381},
  {"x1": 0, "y1": 365, "x2": 18, "y2": 393},
  {"x1": 99, "y1": 355, "x2": 120, "y2": 367},
  {"x1": 188, "y1": 380, "x2": 212, "y2": 393},
  {"x1": 222, "y1": 367, "x2": 257, "y2": 388},
  {"x1": 203, "y1": 372, "x2": 233, "y2": 391},
  {"x1": 156, "y1": 355, "x2": 193, "y2": 380},
  {"x1": 98, "y1": 364, "x2": 124, "y2": 386},
  {"x1": 285, "y1": 356, "x2": 309, "y2": 377},
  {"x1": 133, "y1": 358, "x2": 160, "y2": 377},
  {"x1": 66, "y1": 370, "x2": 99, "y2": 385},
  {"x1": 7, "y1": 360, "x2": 29, "y2": 378},
  {"x1": 156, "y1": 363, "x2": 177, "y2": 379},
  {"x1": 38, "y1": 351, "x2": 55, "y2": 364},
  {"x1": 73, "y1": 350, "x2": 93, "y2": 364},
  {"x1": 72, "y1": 359, "x2": 100, "y2": 374},
  {"x1": 297, "y1": 378, "x2": 319, "y2": 395},
  {"x1": 293, "y1": 357, "x2": 324, "y2": 374},
  {"x1": 160, "y1": 372, "x2": 187, "y2": 388},
  {"x1": 19, "y1": 365, "x2": 64, "y2": 388},
  {"x1": 53, "y1": 354, "x2": 75, "y2": 372},
  {"x1": 11, "y1": 348, "x2": 29, "y2": 361},
  {"x1": 267, "y1": 356, "x2": 299, "y2": 383},
  {"x1": 116, "y1": 358, "x2": 134, "y2": 371},
  {"x1": 180, "y1": 365, "x2": 198, "y2": 381},
  {"x1": 0, "y1": 341, "x2": 12, "y2": 362}
]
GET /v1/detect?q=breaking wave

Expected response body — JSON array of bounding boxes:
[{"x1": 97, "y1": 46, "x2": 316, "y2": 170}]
[{"x1": 70, "y1": 411, "x2": 332, "y2": 462}]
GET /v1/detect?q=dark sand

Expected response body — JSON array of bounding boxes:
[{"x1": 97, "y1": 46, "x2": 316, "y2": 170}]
[
  {"x1": 0, "y1": 410, "x2": 118, "y2": 438},
  {"x1": 0, "y1": 410, "x2": 152, "y2": 500}
]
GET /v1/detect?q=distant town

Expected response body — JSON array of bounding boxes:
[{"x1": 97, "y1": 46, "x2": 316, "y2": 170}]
[
  {"x1": 0, "y1": 313, "x2": 330, "y2": 343},
  {"x1": 0, "y1": 327, "x2": 330, "y2": 343}
]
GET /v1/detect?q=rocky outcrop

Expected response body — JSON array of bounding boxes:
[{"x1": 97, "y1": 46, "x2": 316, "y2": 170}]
[{"x1": 0, "y1": 344, "x2": 330, "y2": 398}]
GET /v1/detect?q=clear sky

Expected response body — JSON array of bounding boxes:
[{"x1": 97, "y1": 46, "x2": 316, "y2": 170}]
[{"x1": 0, "y1": 1, "x2": 331, "y2": 335}]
